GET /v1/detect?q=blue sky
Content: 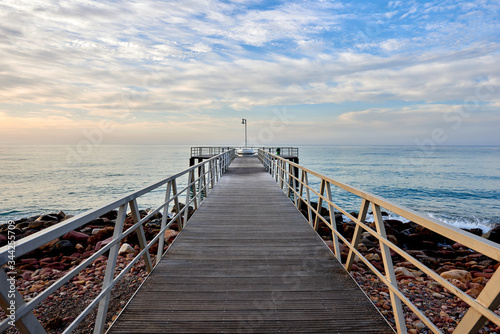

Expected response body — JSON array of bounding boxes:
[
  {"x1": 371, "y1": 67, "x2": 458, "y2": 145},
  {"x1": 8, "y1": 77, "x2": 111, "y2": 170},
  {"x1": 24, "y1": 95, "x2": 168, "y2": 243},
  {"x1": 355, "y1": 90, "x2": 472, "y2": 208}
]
[{"x1": 0, "y1": 0, "x2": 499, "y2": 146}]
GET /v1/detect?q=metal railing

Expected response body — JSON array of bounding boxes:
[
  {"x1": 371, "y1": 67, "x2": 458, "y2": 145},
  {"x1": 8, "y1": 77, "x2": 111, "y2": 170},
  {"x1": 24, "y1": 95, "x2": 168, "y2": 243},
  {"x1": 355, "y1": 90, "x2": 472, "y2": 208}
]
[
  {"x1": 191, "y1": 147, "x2": 298, "y2": 158},
  {"x1": 0, "y1": 149, "x2": 235, "y2": 334},
  {"x1": 190, "y1": 146, "x2": 233, "y2": 157},
  {"x1": 258, "y1": 147, "x2": 298, "y2": 158},
  {"x1": 258, "y1": 149, "x2": 500, "y2": 334}
]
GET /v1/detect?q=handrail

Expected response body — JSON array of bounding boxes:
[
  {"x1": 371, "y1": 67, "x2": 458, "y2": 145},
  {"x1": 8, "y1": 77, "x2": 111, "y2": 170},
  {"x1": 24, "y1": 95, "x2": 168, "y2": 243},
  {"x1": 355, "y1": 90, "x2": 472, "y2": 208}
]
[
  {"x1": 258, "y1": 149, "x2": 500, "y2": 334},
  {"x1": 0, "y1": 149, "x2": 236, "y2": 334},
  {"x1": 190, "y1": 146, "x2": 233, "y2": 157},
  {"x1": 191, "y1": 146, "x2": 298, "y2": 158}
]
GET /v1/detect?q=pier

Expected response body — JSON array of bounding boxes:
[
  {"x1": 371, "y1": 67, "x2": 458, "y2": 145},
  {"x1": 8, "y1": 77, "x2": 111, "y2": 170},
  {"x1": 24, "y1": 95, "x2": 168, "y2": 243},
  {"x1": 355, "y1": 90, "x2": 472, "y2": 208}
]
[
  {"x1": 1, "y1": 148, "x2": 499, "y2": 334},
  {"x1": 108, "y1": 156, "x2": 391, "y2": 333}
]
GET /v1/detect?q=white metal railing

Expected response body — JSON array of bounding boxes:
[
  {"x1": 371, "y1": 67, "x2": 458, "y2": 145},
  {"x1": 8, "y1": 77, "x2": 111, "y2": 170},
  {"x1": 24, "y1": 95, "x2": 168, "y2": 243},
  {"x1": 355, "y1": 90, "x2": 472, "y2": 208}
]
[
  {"x1": 190, "y1": 146, "x2": 233, "y2": 157},
  {"x1": 191, "y1": 146, "x2": 298, "y2": 158},
  {"x1": 0, "y1": 149, "x2": 235, "y2": 334},
  {"x1": 258, "y1": 147, "x2": 298, "y2": 158},
  {"x1": 258, "y1": 149, "x2": 500, "y2": 334}
]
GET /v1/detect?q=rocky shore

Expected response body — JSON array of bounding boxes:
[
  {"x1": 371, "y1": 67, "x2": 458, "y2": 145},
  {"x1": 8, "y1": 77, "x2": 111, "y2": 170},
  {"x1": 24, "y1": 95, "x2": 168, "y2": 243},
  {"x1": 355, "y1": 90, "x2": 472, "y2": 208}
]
[
  {"x1": 305, "y1": 201, "x2": 500, "y2": 334},
  {"x1": 0, "y1": 209, "x2": 180, "y2": 333},
  {"x1": 1, "y1": 204, "x2": 499, "y2": 333}
]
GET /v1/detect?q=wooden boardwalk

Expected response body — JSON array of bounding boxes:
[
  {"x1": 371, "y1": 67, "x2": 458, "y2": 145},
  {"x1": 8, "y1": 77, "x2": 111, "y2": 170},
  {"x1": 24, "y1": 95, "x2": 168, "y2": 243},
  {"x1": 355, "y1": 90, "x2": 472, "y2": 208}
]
[{"x1": 108, "y1": 157, "x2": 393, "y2": 333}]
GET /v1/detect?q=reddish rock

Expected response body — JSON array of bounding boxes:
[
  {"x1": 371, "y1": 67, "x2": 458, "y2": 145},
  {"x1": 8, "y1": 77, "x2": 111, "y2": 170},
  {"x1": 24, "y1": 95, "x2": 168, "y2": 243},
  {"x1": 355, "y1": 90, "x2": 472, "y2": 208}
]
[
  {"x1": 473, "y1": 272, "x2": 493, "y2": 279},
  {"x1": 95, "y1": 236, "x2": 113, "y2": 251},
  {"x1": 44, "y1": 262, "x2": 65, "y2": 270},
  {"x1": 370, "y1": 260, "x2": 384, "y2": 272},
  {"x1": 63, "y1": 230, "x2": 89, "y2": 243},
  {"x1": 39, "y1": 257, "x2": 53, "y2": 263},
  {"x1": 92, "y1": 255, "x2": 108, "y2": 265},
  {"x1": 21, "y1": 258, "x2": 39, "y2": 265}
]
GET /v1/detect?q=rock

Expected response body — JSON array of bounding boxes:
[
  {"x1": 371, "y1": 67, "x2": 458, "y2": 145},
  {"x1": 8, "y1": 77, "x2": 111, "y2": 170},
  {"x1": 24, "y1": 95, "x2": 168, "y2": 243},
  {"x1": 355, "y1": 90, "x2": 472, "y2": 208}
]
[
  {"x1": 370, "y1": 260, "x2": 384, "y2": 272},
  {"x1": 44, "y1": 262, "x2": 65, "y2": 270},
  {"x1": 463, "y1": 228, "x2": 483, "y2": 236},
  {"x1": 21, "y1": 258, "x2": 39, "y2": 265},
  {"x1": 482, "y1": 225, "x2": 500, "y2": 244},
  {"x1": 440, "y1": 269, "x2": 472, "y2": 283},
  {"x1": 62, "y1": 230, "x2": 89, "y2": 243},
  {"x1": 395, "y1": 267, "x2": 416, "y2": 278},
  {"x1": 36, "y1": 214, "x2": 59, "y2": 222},
  {"x1": 432, "y1": 292, "x2": 444, "y2": 299},
  {"x1": 92, "y1": 228, "x2": 103, "y2": 235},
  {"x1": 49, "y1": 240, "x2": 74, "y2": 255},
  {"x1": 118, "y1": 243, "x2": 135, "y2": 255},
  {"x1": 163, "y1": 229, "x2": 178, "y2": 245},
  {"x1": 28, "y1": 221, "x2": 45, "y2": 230},
  {"x1": 95, "y1": 236, "x2": 113, "y2": 251},
  {"x1": 365, "y1": 253, "x2": 381, "y2": 261},
  {"x1": 29, "y1": 284, "x2": 45, "y2": 292},
  {"x1": 387, "y1": 234, "x2": 398, "y2": 245},
  {"x1": 100, "y1": 210, "x2": 118, "y2": 221},
  {"x1": 465, "y1": 288, "x2": 481, "y2": 298},
  {"x1": 414, "y1": 321, "x2": 426, "y2": 331},
  {"x1": 171, "y1": 203, "x2": 194, "y2": 220},
  {"x1": 473, "y1": 272, "x2": 493, "y2": 279},
  {"x1": 449, "y1": 279, "x2": 467, "y2": 290},
  {"x1": 0, "y1": 233, "x2": 8, "y2": 246},
  {"x1": 356, "y1": 243, "x2": 368, "y2": 252}
]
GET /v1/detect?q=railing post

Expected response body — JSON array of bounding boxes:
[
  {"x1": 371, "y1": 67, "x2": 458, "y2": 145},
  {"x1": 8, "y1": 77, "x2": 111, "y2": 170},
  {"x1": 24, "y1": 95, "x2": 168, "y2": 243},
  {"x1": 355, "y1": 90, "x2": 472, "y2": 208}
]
[
  {"x1": 297, "y1": 169, "x2": 305, "y2": 210},
  {"x1": 287, "y1": 163, "x2": 293, "y2": 198},
  {"x1": 94, "y1": 203, "x2": 127, "y2": 334},
  {"x1": 454, "y1": 270, "x2": 500, "y2": 334},
  {"x1": 314, "y1": 179, "x2": 326, "y2": 231},
  {"x1": 200, "y1": 163, "x2": 207, "y2": 200},
  {"x1": 303, "y1": 172, "x2": 313, "y2": 227},
  {"x1": 183, "y1": 170, "x2": 195, "y2": 230},
  {"x1": 278, "y1": 159, "x2": 284, "y2": 190},
  {"x1": 0, "y1": 269, "x2": 46, "y2": 334},
  {"x1": 345, "y1": 199, "x2": 369, "y2": 271},
  {"x1": 129, "y1": 199, "x2": 153, "y2": 273},
  {"x1": 372, "y1": 203, "x2": 406, "y2": 334},
  {"x1": 325, "y1": 182, "x2": 341, "y2": 262},
  {"x1": 209, "y1": 159, "x2": 215, "y2": 190},
  {"x1": 157, "y1": 181, "x2": 172, "y2": 262}
]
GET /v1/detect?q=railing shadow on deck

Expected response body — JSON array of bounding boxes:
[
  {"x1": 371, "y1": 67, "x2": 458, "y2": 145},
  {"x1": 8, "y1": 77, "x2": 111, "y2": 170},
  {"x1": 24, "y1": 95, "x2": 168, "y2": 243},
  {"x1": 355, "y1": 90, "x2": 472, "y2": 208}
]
[
  {"x1": 0, "y1": 150, "x2": 236, "y2": 334},
  {"x1": 258, "y1": 149, "x2": 500, "y2": 334}
]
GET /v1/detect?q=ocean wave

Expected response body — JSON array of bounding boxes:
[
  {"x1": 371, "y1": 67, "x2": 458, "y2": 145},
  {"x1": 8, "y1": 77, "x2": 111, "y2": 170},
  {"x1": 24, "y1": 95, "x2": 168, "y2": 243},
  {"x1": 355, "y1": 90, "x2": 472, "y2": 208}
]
[{"x1": 342, "y1": 212, "x2": 496, "y2": 234}]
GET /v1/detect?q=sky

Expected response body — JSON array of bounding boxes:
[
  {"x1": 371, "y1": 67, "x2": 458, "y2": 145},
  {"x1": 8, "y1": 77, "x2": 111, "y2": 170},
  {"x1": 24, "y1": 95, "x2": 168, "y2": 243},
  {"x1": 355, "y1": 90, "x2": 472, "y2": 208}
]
[{"x1": 0, "y1": 0, "x2": 499, "y2": 146}]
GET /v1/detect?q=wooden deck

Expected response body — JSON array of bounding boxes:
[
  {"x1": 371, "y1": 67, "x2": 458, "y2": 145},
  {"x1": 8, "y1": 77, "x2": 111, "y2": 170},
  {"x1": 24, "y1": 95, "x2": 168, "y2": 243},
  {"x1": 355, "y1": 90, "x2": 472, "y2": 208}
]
[{"x1": 108, "y1": 157, "x2": 393, "y2": 333}]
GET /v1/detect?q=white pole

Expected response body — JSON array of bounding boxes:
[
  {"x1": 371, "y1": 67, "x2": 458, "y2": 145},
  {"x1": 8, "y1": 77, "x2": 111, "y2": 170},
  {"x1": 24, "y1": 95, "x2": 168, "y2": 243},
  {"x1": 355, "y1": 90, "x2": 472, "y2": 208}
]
[{"x1": 242, "y1": 119, "x2": 247, "y2": 148}]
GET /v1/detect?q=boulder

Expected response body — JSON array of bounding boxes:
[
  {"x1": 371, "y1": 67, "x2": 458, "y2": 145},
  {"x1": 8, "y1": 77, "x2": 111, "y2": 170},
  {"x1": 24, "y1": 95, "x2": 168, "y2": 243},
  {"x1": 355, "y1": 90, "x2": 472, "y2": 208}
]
[{"x1": 440, "y1": 269, "x2": 472, "y2": 283}]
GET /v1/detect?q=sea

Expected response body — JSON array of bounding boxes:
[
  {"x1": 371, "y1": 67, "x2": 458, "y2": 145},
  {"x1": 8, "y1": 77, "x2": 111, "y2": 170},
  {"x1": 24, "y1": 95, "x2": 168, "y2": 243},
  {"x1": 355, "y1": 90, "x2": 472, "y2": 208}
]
[{"x1": 0, "y1": 145, "x2": 499, "y2": 233}]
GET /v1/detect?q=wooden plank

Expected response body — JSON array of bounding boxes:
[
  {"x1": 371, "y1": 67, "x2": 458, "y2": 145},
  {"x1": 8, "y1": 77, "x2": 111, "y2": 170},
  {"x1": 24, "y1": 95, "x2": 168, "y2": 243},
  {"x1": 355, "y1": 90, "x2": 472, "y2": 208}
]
[{"x1": 108, "y1": 157, "x2": 393, "y2": 334}]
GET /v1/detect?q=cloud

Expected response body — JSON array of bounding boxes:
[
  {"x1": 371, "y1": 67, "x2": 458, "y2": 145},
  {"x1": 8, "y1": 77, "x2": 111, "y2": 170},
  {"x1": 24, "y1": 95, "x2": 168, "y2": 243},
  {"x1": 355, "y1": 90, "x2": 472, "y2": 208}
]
[{"x1": 0, "y1": 0, "x2": 499, "y2": 144}]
